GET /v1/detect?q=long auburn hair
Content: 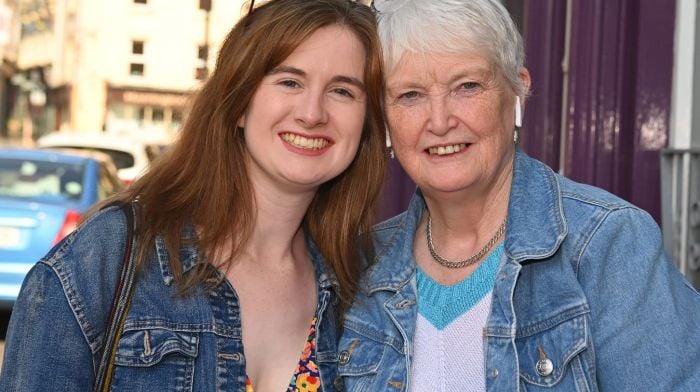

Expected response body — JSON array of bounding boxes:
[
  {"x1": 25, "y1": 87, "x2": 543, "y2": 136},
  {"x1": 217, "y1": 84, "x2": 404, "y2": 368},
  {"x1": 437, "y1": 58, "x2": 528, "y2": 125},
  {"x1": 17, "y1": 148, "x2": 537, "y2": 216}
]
[{"x1": 100, "y1": 0, "x2": 386, "y2": 310}]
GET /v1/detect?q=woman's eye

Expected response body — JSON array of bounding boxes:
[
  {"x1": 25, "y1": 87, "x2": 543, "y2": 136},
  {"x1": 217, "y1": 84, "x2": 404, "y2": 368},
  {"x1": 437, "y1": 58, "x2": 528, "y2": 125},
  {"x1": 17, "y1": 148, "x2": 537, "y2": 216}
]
[
  {"x1": 280, "y1": 79, "x2": 300, "y2": 88},
  {"x1": 458, "y1": 82, "x2": 480, "y2": 92},
  {"x1": 398, "y1": 91, "x2": 419, "y2": 100},
  {"x1": 333, "y1": 87, "x2": 354, "y2": 98},
  {"x1": 391, "y1": 90, "x2": 424, "y2": 106}
]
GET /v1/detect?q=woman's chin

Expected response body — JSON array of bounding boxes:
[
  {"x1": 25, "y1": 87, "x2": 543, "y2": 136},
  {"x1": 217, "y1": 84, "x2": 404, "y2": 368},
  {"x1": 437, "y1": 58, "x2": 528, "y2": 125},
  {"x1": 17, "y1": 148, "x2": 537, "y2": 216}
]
[{"x1": 419, "y1": 178, "x2": 478, "y2": 195}]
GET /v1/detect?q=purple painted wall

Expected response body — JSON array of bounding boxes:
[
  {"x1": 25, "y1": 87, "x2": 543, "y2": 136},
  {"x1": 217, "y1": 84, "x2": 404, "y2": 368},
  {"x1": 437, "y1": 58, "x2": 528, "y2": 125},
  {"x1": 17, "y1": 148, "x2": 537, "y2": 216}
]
[
  {"x1": 521, "y1": 0, "x2": 566, "y2": 170},
  {"x1": 378, "y1": 159, "x2": 415, "y2": 222},
  {"x1": 564, "y1": 0, "x2": 637, "y2": 198},
  {"x1": 629, "y1": 0, "x2": 675, "y2": 221},
  {"x1": 522, "y1": 0, "x2": 675, "y2": 222}
]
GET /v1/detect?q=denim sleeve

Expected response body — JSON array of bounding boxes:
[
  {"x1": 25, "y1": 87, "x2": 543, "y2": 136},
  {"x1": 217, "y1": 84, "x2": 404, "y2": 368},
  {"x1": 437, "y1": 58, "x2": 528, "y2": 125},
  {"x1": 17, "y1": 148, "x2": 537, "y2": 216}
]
[
  {"x1": 0, "y1": 262, "x2": 95, "y2": 390},
  {"x1": 578, "y1": 207, "x2": 700, "y2": 391}
]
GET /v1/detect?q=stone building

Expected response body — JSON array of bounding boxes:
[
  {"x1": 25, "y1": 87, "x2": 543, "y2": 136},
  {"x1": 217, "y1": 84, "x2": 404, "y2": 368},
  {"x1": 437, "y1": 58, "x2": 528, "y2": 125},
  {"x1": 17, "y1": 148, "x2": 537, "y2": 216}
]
[{"x1": 5, "y1": 0, "x2": 247, "y2": 140}]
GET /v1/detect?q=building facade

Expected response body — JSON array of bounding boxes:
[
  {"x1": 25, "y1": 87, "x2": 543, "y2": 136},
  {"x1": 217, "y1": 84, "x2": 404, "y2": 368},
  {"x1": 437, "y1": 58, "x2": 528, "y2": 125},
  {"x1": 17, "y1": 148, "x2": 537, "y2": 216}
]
[{"x1": 5, "y1": 0, "x2": 247, "y2": 141}]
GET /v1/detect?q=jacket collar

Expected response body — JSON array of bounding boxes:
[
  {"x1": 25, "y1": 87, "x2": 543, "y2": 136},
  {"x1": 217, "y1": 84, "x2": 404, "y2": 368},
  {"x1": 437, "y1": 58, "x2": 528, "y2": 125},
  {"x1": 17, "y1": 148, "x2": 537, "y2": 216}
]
[
  {"x1": 305, "y1": 232, "x2": 342, "y2": 293},
  {"x1": 363, "y1": 190, "x2": 425, "y2": 294},
  {"x1": 154, "y1": 225, "x2": 340, "y2": 293},
  {"x1": 154, "y1": 224, "x2": 200, "y2": 286},
  {"x1": 363, "y1": 149, "x2": 567, "y2": 293},
  {"x1": 504, "y1": 149, "x2": 567, "y2": 262}
]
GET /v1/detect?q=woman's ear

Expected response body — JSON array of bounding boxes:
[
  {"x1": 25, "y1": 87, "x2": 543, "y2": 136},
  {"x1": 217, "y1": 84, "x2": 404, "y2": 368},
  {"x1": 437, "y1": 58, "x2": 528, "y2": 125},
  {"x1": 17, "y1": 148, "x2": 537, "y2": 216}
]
[
  {"x1": 519, "y1": 67, "x2": 532, "y2": 95},
  {"x1": 515, "y1": 67, "x2": 532, "y2": 128},
  {"x1": 237, "y1": 115, "x2": 246, "y2": 128}
]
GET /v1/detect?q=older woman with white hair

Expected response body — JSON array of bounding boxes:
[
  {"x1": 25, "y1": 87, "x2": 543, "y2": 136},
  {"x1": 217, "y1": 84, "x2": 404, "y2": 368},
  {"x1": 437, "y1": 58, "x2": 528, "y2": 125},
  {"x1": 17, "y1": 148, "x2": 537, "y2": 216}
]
[{"x1": 338, "y1": 0, "x2": 700, "y2": 391}]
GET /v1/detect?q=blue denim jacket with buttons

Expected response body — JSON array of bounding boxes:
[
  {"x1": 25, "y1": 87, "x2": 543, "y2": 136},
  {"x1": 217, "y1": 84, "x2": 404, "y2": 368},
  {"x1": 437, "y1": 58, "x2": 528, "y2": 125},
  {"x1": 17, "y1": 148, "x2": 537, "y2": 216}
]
[
  {"x1": 0, "y1": 205, "x2": 341, "y2": 391},
  {"x1": 338, "y1": 150, "x2": 700, "y2": 391}
]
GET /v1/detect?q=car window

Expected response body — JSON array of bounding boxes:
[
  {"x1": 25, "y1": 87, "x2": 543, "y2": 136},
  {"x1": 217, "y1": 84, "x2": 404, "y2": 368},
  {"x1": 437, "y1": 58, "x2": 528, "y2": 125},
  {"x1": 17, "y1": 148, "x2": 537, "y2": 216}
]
[
  {"x1": 47, "y1": 146, "x2": 135, "y2": 170},
  {"x1": 97, "y1": 149, "x2": 135, "y2": 170},
  {"x1": 98, "y1": 162, "x2": 122, "y2": 198},
  {"x1": 0, "y1": 158, "x2": 85, "y2": 201}
]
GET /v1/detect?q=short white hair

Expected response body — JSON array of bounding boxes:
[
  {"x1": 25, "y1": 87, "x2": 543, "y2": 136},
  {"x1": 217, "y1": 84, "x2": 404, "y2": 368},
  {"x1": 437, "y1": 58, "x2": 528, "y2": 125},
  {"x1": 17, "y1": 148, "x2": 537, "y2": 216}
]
[{"x1": 376, "y1": 0, "x2": 528, "y2": 95}]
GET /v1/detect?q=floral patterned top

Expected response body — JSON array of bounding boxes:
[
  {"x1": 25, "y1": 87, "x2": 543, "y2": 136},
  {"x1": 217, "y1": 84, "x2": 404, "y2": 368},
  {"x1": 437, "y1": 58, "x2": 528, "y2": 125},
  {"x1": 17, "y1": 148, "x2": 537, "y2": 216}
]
[{"x1": 245, "y1": 317, "x2": 320, "y2": 392}]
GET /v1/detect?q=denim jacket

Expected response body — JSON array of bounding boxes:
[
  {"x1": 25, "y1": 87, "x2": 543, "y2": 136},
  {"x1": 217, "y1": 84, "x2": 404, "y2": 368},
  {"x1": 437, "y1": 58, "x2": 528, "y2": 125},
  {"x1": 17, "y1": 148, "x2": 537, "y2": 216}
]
[
  {"x1": 0, "y1": 205, "x2": 342, "y2": 391},
  {"x1": 338, "y1": 150, "x2": 700, "y2": 391}
]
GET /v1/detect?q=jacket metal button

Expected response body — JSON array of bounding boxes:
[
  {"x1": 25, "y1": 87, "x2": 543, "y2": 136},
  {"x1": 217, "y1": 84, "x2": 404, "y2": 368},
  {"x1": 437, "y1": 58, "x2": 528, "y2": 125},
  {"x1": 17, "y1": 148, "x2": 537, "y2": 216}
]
[
  {"x1": 536, "y1": 345, "x2": 554, "y2": 377},
  {"x1": 333, "y1": 375, "x2": 345, "y2": 391},
  {"x1": 338, "y1": 350, "x2": 350, "y2": 365},
  {"x1": 536, "y1": 358, "x2": 554, "y2": 377}
]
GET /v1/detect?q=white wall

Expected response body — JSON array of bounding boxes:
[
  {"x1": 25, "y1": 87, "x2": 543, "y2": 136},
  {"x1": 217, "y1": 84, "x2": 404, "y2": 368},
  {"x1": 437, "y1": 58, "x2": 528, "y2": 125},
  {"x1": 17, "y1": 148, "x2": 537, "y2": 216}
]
[
  {"x1": 15, "y1": 0, "x2": 247, "y2": 133},
  {"x1": 99, "y1": 0, "x2": 245, "y2": 92}
]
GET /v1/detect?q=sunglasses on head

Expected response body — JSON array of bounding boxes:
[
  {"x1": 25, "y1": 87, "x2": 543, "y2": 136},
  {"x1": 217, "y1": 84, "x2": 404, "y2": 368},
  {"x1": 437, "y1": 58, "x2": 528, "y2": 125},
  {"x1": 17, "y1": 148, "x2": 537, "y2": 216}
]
[{"x1": 247, "y1": 0, "x2": 372, "y2": 15}]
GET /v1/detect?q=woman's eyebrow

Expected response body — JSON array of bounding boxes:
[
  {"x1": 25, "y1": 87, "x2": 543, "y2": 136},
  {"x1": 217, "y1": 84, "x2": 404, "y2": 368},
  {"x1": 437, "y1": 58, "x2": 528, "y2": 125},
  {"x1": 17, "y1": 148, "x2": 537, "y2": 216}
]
[
  {"x1": 332, "y1": 75, "x2": 365, "y2": 91},
  {"x1": 270, "y1": 65, "x2": 365, "y2": 90},
  {"x1": 269, "y1": 65, "x2": 306, "y2": 76}
]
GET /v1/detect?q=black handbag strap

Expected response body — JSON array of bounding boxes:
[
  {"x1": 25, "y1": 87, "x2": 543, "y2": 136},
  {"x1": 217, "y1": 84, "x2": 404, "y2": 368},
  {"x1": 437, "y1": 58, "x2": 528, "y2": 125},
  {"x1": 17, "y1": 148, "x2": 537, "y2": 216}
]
[{"x1": 93, "y1": 202, "x2": 139, "y2": 392}]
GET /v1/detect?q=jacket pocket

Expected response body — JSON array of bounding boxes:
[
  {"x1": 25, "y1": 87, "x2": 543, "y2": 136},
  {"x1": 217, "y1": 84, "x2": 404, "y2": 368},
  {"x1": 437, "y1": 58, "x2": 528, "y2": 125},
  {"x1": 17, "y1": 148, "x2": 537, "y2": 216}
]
[
  {"x1": 516, "y1": 311, "x2": 595, "y2": 391},
  {"x1": 109, "y1": 328, "x2": 198, "y2": 391},
  {"x1": 338, "y1": 323, "x2": 407, "y2": 391}
]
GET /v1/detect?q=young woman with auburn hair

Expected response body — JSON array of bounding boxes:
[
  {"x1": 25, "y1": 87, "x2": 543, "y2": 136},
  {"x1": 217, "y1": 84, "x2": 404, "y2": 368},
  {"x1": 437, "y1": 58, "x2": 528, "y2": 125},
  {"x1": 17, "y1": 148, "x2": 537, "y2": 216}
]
[{"x1": 0, "y1": 0, "x2": 386, "y2": 390}]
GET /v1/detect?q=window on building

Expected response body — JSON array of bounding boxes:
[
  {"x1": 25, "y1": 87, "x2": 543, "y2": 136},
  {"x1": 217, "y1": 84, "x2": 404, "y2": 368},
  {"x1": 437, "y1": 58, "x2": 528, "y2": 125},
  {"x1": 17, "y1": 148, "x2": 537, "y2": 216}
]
[
  {"x1": 195, "y1": 67, "x2": 208, "y2": 80},
  {"x1": 172, "y1": 109, "x2": 182, "y2": 123},
  {"x1": 132, "y1": 40, "x2": 144, "y2": 55},
  {"x1": 152, "y1": 107, "x2": 165, "y2": 122},
  {"x1": 134, "y1": 0, "x2": 147, "y2": 4},
  {"x1": 196, "y1": 44, "x2": 209, "y2": 80},
  {"x1": 137, "y1": 106, "x2": 146, "y2": 121},
  {"x1": 130, "y1": 63, "x2": 144, "y2": 76},
  {"x1": 200, "y1": 0, "x2": 212, "y2": 11},
  {"x1": 198, "y1": 45, "x2": 208, "y2": 61}
]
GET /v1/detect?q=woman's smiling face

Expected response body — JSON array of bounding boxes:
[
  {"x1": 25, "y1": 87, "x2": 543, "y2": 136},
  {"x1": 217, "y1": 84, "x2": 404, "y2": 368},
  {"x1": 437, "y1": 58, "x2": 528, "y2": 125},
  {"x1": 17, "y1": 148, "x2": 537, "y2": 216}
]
[
  {"x1": 385, "y1": 50, "x2": 529, "y2": 197},
  {"x1": 240, "y1": 24, "x2": 367, "y2": 194}
]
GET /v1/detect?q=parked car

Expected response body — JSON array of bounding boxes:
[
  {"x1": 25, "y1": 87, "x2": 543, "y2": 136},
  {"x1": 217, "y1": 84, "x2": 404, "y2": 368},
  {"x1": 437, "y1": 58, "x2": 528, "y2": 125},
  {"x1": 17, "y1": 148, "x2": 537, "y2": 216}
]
[
  {"x1": 0, "y1": 148, "x2": 123, "y2": 308},
  {"x1": 37, "y1": 132, "x2": 170, "y2": 186}
]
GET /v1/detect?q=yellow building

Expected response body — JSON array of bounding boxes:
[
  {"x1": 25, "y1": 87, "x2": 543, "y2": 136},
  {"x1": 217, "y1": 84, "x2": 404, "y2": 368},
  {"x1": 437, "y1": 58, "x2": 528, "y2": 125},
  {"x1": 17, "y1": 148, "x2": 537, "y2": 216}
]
[{"x1": 9, "y1": 0, "x2": 247, "y2": 140}]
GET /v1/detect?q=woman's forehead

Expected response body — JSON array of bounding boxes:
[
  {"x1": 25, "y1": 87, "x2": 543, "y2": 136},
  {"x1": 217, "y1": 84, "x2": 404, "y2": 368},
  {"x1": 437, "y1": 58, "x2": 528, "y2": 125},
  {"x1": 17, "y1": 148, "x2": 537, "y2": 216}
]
[{"x1": 387, "y1": 50, "x2": 496, "y2": 83}]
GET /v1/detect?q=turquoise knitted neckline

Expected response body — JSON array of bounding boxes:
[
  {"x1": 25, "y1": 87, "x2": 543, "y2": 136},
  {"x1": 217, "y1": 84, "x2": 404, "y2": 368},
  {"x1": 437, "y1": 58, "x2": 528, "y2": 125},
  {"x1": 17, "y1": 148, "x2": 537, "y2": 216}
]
[{"x1": 416, "y1": 243, "x2": 503, "y2": 330}]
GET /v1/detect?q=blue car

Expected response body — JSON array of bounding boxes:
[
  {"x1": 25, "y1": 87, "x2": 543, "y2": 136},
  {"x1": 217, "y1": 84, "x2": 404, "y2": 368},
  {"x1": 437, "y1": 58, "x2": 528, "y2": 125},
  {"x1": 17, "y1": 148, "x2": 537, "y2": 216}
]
[{"x1": 0, "y1": 148, "x2": 123, "y2": 308}]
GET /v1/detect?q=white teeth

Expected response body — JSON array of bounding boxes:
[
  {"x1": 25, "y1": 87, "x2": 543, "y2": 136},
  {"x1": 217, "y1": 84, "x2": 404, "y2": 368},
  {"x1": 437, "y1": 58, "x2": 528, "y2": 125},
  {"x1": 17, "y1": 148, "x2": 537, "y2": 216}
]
[
  {"x1": 281, "y1": 133, "x2": 329, "y2": 150},
  {"x1": 428, "y1": 143, "x2": 468, "y2": 156}
]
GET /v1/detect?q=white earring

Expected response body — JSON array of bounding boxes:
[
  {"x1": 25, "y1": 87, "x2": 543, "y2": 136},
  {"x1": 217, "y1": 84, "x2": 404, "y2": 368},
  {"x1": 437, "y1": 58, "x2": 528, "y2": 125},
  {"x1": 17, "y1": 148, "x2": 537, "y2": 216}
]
[
  {"x1": 386, "y1": 130, "x2": 395, "y2": 159},
  {"x1": 515, "y1": 96, "x2": 522, "y2": 128}
]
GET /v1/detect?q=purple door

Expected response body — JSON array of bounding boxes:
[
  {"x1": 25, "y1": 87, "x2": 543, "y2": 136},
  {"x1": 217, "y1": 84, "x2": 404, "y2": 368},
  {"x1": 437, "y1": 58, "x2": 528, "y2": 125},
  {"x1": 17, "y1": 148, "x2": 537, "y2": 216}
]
[{"x1": 521, "y1": 0, "x2": 675, "y2": 223}]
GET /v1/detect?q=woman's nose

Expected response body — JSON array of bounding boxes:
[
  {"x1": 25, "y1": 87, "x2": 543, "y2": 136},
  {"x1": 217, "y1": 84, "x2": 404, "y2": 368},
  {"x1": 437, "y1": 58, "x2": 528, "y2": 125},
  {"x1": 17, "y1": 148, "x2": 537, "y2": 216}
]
[
  {"x1": 427, "y1": 96, "x2": 456, "y2": 136},
  {"x1": 295, "y1": 91, "x2": 328, "y2": 128}
]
